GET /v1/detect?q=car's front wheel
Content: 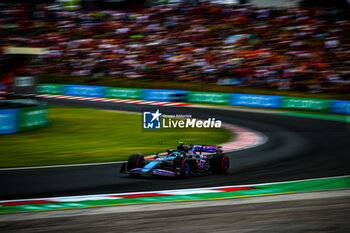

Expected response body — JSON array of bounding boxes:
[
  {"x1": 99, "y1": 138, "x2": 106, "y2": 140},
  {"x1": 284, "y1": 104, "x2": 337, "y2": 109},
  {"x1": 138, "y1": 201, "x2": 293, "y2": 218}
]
[{"x1": 127, "y1": 154, "x2": 144, "y2": 176}]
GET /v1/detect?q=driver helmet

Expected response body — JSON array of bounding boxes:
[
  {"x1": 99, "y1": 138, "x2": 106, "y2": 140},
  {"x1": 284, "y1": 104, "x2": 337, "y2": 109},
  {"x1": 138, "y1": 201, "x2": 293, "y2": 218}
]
[{"x1": 173, "y1": 151, "x2": 181, "y2": 157}]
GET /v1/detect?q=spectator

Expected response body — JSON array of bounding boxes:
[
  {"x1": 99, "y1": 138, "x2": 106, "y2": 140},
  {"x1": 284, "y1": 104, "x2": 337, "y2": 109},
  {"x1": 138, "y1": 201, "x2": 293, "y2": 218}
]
[{"x1": 0, "y1": 2, "x2": 349, "y2": 94}]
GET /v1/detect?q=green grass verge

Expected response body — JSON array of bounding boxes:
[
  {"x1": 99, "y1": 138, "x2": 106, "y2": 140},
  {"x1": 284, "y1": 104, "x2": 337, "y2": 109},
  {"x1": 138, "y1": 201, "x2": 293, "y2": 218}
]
[
  {"x1": 0, "y1": 106, "x2": 232, "y2": 168},
  {"x1": 39, "y1": 74, "x2": 350, "y2": 100}
]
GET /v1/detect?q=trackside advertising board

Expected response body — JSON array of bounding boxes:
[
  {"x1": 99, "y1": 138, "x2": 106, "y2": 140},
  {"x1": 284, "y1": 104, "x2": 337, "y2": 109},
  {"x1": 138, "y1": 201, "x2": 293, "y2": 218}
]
[
  {"x1": 330, "y1": 100, "x2": 350, "y2": 115},
  {"x1": 230, "y1": 94, "x2": 281, "y2": 108},
  {"x1": 0, "y1": 106, "x2": 49, "y2": 134},
  {"x1": 64, "y1": 85, "x2": 106, "y2": 97},
  {"x1": 188, "y1": 92, "x2": 230, "y2": 104},
  {"x1": 106, "y1": 87, "x2": 142, "y2": 99},
  {"x1": 0, "y1": 109, "x2": 18, "y2": 134},
  {"x1": 36, "y1": 83, "x2": 350, "y2": 114},
  {"x1": 282, "y1": 97, "x2": 331, "y2": 111},
  {"x1": 143, "y1": 89, "x2": 189, "y2": 102},
  {"x1": 37, "y1": 84, "x2": 64, "y2": 95},
  {"x1": 19, "y1": 105, "x2": 50, "y2": 131}
]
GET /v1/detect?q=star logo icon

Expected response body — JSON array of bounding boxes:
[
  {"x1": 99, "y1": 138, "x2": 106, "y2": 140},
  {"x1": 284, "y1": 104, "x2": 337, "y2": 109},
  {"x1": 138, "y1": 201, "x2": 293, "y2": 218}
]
[
  {"x1": 143, "y1": 109, "x2": 162, "y2": 129},
  {"x1": 151, "y1": 109, "x2": 161, "y2": 122}
]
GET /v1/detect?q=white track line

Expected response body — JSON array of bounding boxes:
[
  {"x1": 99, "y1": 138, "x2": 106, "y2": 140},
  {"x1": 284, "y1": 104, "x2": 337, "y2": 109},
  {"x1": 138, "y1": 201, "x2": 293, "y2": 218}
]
[{"x1": 0, "y1": 161, "x2": 126, "y2": 171}]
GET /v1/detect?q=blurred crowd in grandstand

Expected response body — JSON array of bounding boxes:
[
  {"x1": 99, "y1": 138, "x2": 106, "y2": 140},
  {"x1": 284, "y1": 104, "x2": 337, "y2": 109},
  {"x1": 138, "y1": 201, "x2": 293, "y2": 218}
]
[{"x1": 1, "y1": 2, "x2": 350, "y2": 93}]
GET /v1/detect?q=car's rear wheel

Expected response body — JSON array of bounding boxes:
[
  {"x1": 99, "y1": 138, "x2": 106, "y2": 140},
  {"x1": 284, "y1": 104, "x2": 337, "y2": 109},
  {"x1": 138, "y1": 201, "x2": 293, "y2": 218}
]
[
  {"x1": 127, "y1": 154, "x2": 144, "y2": 176},
  {"x1": 173, "y1": 157, "x2": 190, "y2": 177},
  {"x1": 210, "y1": 154, "x2": 229, "y2": 174}
]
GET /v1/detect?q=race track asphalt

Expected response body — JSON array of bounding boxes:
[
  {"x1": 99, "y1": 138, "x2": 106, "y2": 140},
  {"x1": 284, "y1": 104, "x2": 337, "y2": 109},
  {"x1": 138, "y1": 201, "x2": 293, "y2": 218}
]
[{"x1": 0, "y1": 98, "x2": 349, "y2": 200}]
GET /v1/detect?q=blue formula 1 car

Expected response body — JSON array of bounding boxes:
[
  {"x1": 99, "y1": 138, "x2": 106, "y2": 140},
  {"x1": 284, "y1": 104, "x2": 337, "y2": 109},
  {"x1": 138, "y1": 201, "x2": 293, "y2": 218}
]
[{"x1": 120, "y1": 143, "x2": 229, "y2": 178}]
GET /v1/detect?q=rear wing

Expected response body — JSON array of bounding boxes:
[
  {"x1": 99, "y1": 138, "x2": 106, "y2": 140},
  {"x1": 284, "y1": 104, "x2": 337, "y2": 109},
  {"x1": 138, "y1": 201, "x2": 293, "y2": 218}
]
[{"x1": 192, "y1": 145, "x2": 222, "y2": 153}]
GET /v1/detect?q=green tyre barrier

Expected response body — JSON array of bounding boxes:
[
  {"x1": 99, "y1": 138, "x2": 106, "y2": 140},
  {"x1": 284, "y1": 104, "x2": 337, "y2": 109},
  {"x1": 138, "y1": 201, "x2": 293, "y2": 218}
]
[
  {"x1": 19, "y1": 105, "x2": 50, "y2": 132},
  {"x1": 106, "y1": 87, "x2": 142, "y2": 100},
  {"x1": 282, "y1": 97, "x2": 331, "y2": 112},
  {"x1": 38, "y1": 84, "x2": 64, "y2": 95},
  {"x1": 188, "y1": 91, "x2": 231, "y2": 104}
]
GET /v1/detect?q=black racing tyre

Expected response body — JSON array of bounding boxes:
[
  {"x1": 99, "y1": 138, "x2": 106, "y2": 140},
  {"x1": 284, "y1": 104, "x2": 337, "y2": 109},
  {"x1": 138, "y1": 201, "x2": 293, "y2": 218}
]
[
  {"x1": 173, "y1": 157, "x2": 191, "y2": 177},
  {"x1": 127, "y1": 154, "x2": 144, "y2": 171},
  {"x1": 210, "y1": 154, "x2": 229, "y2": 174}
]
